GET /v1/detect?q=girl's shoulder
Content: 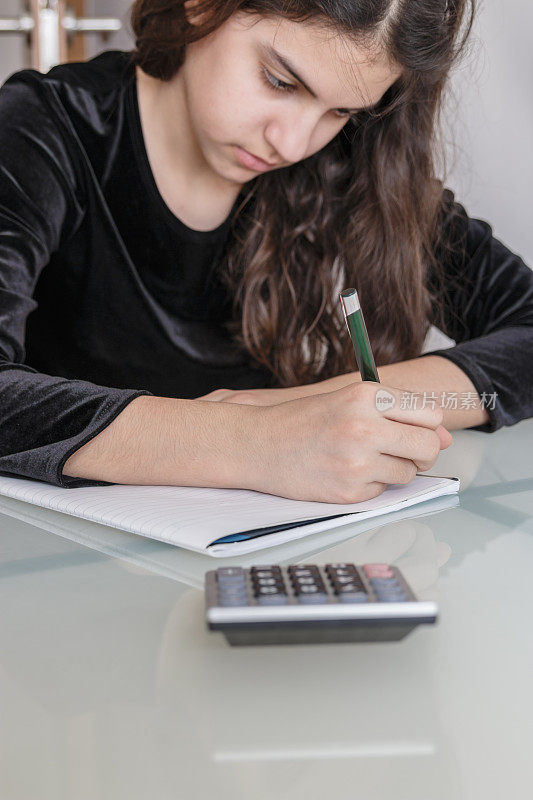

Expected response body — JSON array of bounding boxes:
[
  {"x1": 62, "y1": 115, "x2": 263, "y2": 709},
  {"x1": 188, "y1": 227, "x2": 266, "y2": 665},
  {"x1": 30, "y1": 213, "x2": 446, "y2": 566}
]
[
  {"x1": 0, "y1": 50, "x2": 134, "y2": 135},
  {"x1": 1, "y1": 50, "x2": 134, "y2": 98},
  {"x1": 0, "y1": 51, "x2": 135, "y2": 189}
]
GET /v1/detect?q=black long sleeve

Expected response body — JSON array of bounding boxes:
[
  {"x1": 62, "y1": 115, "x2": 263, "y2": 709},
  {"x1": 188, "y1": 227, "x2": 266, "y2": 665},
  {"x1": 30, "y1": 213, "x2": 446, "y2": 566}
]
[
  {"x1": 421, "y1": 190, "x2": 533, "y2": 432},
  {"x1": 0, "y1": 66, "x2": 151, "y2": 488}
]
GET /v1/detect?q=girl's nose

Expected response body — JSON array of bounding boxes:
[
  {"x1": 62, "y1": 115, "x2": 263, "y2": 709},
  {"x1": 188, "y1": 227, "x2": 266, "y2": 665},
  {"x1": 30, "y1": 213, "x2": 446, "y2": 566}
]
[{"x1": 264, "y1": 112, "x2": 317, "y2": 166}]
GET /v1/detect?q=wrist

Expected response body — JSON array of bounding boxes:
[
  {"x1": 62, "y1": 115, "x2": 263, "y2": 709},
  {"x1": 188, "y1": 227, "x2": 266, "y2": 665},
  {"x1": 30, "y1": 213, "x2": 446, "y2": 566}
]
[
  {"x1": 294, "y1": 370, "x2": 362, "y2": 398},
  {"x1": 223, "y1": 403, "x2": 274, "y2": 491},
  {"x1": 165, "y1": 398, "x2": 261, "y2": 489}
]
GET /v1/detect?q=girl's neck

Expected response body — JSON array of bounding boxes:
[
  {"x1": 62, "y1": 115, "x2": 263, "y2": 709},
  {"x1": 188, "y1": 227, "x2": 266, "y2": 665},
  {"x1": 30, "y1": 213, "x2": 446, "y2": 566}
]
[{"x1": 135, "y1": 66, "x2": 243, "y2": 232}]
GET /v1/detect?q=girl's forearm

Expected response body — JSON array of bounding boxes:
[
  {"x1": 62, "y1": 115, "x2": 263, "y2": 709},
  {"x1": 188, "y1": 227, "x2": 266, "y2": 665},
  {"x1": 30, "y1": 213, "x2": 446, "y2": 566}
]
[
  {"x1": 295, "y1": 355, "x2": 490, "y2": 430},
  {"x1": 64, "y1": 353, "x2": 489, "y2": 486},
  {"x1": 63, "y1": 395, "x2": 260, "y2": 486}
]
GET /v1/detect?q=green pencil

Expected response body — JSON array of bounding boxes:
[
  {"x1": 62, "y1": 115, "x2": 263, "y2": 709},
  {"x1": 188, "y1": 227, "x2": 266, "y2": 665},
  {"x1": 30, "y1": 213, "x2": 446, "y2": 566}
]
[{"x1": 339, "y1": 288, "x2": 380, "y2": 382}]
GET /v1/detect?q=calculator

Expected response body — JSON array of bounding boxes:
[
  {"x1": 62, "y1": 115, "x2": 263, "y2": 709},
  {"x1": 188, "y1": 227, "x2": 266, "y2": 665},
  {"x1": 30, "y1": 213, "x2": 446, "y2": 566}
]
[{"x1": 205, "y1": 563, "x2": 438, "y2": 646}]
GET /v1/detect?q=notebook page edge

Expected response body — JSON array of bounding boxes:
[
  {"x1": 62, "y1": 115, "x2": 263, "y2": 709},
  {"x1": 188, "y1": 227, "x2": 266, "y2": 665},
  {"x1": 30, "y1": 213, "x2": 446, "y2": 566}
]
[{"x1": 207, "y1": 481, "x2": 460, "y2": 556}]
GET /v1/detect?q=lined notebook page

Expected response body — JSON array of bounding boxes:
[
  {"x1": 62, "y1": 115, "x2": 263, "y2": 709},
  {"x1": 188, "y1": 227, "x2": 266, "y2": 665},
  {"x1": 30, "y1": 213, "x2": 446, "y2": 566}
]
[{"x1": 0, "y1": 474, "x2": 459, "y2": 556}]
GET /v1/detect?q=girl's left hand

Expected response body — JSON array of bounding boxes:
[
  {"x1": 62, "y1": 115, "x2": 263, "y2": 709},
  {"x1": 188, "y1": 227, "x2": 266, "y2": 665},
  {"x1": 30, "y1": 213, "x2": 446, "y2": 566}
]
[
  {"x1": 197, "y1": 386, "x2": 303, "y2": 406},
  {"x1": 197, "y1": 386, "x2": 453, "y2": 452}
]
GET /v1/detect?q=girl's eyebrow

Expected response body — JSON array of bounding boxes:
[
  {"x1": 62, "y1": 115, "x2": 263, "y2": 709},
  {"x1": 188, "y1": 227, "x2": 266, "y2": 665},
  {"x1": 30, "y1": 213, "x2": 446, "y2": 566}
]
[{"x1": 260, "y1": 43, "x2": 361, "y2": 114}]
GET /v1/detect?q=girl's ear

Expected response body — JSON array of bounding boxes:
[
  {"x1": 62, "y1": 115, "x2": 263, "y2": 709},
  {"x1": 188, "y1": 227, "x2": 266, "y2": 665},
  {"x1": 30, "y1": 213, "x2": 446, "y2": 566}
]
[{"x1": 183, "y1": 0, "x2": 211, "y2": 27}]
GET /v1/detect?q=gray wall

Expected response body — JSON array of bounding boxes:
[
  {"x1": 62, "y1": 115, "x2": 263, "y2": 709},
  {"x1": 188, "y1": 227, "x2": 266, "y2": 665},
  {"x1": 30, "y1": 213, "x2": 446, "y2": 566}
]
[
  {"x1": 442, "y1": 0, "x2": 533, "y2": 265},
  {"x1": 1, "y1": 0, "x2": 532, "y2": 264},
  {"x1": 0, "y1": 0, "x2": 29, "y2": 82}
]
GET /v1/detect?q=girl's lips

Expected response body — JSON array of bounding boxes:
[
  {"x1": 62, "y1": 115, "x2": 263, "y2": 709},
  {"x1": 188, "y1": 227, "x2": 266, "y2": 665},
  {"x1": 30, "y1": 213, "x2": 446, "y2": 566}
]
[{"x1": 234, "y1": 146, "x2": 276, "y2": 172}]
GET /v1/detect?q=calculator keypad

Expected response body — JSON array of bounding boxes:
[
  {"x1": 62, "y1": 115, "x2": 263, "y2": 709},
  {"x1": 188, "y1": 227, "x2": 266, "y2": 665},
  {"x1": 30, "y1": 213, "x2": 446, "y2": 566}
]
[
  {"x1": 214, "y1": 563, "x2": 412, "y2": 606},
  {"x1": 250, "y1": 565, "x2": 288, "y2": 605},
  {"x1": 288, "y1": 565, "x2": 328, "y2": 603}
]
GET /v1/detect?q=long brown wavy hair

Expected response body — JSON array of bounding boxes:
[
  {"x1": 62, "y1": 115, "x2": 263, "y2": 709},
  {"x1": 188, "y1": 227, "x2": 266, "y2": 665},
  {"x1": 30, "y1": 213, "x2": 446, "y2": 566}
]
[{"x1": 130, "y1": 0, "x2": 475, "y2": 387}]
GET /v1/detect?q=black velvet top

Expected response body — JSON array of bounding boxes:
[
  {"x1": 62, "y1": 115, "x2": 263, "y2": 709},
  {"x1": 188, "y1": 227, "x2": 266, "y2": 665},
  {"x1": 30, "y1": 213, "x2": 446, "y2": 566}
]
[{"x1": 1, "y1": 51, "x2": 532, "y2": 488}]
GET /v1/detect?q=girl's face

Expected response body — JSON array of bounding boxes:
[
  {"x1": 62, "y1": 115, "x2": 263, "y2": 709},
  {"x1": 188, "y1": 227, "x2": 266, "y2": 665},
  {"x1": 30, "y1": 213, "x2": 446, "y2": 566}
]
[{"x1": 174, "y1": 11, "x2": 402, "y2": 185}]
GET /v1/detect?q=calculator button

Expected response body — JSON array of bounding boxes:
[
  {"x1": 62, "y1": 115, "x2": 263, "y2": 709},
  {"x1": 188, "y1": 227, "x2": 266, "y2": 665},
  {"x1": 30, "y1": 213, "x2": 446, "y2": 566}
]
[
  {"x1": 218, "y1": 583, "x2": 246, "y2": 595},
  {"x1": 338, "y1": 592, "x2": 368, "y2": 603},
  {"x1": 377, "y1": 594, "x2": 407, "y2": 602},
  {"x1": 217, "y1": 567, "x2": 245, "y2": 576},
  {"x1": 217, "y1": 567, "x2": 245, "y2": 578},
  {"x1": 219, "y1": 578, "x2": 247, "y2": 589},
  {"x1": 374, "y1": 586, "x2": 406, "y2": 599},
  {"x1": 291, "y1": 572, "x2": 324, "y2": 583},
  {"x1": 219, "y1": 591, "x2": 248, "y2": 604},
  {"x1": 252, "y1": 571, "x2": 279, "y2": 581},
  {"x1": 217, "y1": 573, "x2": 246, "y2": 585},
  {"x1": 289, "y1": 564, "x2": 320, "y2": 570},
  {"x1": 363, "y1": 564, "x2": 394, "y2": 577},
  {"x1": 366, "y1": 572, "x2": 395, "y2": 581},
  {"x1": 298, "y1": 593, "x2": 328, "y2": 604},
  {"x1": 369, "y1": 577, "x2": 398, "y2": 588},
  {"x1": 218, "y1": 583, "x2": 247, "y2": 593},
  {"x1": 294, "y1": 584, "x2": 319, "y2": 593},
  {"x1": 290, "y1": 573, "x2": 321, "y2": 583},
  {"x1": 287, "y1": 566, "x2": 320, "y2": 578},
  {"x1": 372, "y1": 581, "x2": 402, "y2": 591},
  {"x1": 326, "y1": 564, "x2": 357, "y2": 575},
  {"x1": 333, "y1": 585, "x2": 365, "y2": 597},
  {"x1": 219, "y1": 576, "x2": 246, "y2": 586},
  {"x1": 255, "y1": 584, "x2": 287, "y2": 595},
  {"x1": 331, "y1": 572, "x2": 363, "y2": 582},
  {"x1": 258, "y1": 594, "x2": 288, "y2": 605},
  {"x1": 219, "y1": 583, "x2": 247, "y2": 594},
  {"x1": 333, "y1": 575, "x2": 362, "y2": 585},
  {"x1": 375, "y1": 587, "x2": 406, "y2": 598},
  {"x1": 334, "y1": 581, "x2": 366, "y2": 594},
  {"x1": 251, "y1": 577, "x2": 287, "y2": 591},
  {"x1": 218, "y1": 581, "x2": 247, "y2": 592},
  {"x1": 255, "y1": 585, "x2": 286, "y2": 596},
  {"x1": 374, "y1": 594, "x2": 406, "y2": 603},
  {"x1": 292, "y1": 582, "x2": 326, "y2": 594},
  {"x1": 251, "y1": 567, "x2": 282, "y2": 576},
  {"x1": 251, "y1": 570, "x2": 284, "y2": 580},
  {"x1": 363, "y1": 564, "x2": 392, "y2": 575}
]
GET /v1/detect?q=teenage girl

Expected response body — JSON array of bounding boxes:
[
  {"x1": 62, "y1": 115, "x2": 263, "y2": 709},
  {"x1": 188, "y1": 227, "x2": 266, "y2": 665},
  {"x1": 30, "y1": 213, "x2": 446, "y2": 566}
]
[{"x1": 0, "y1": 0, "x2": 532, "y2": 503}]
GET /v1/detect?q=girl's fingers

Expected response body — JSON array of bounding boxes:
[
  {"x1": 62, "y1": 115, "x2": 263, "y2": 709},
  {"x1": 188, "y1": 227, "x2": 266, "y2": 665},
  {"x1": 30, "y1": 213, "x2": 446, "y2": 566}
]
[
  {"x1": 373, "y1": 454, "x2": 419, "y2": 485},
  {"x1": 436, "y1": 424, "x2": 453, "y2": 448},
  {"x1": 365, "y1": 385, "x2": 444, "y2": 431},
  {"x1": 378, "y1": 418, "x2": 443, "y2": 472}
]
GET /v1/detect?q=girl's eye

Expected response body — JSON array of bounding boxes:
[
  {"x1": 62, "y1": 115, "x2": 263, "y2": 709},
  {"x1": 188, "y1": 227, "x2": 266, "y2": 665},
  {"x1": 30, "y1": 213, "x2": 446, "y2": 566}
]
[
  {"x1": 333, "y1": 109, "x2": 354, "y2": 120},
  {"x1": 260, "y1": 67, "x2": 354, "y2": 120},
  {"x1": 261, "y1": 67, "x2": 295, "y2": 94}
]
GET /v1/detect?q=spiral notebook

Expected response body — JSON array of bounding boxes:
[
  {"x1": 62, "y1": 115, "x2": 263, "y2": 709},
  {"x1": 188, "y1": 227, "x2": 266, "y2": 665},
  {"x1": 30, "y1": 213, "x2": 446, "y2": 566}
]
[{"x1": 0, "y1": 473, "x2": 460, "y2": 557}]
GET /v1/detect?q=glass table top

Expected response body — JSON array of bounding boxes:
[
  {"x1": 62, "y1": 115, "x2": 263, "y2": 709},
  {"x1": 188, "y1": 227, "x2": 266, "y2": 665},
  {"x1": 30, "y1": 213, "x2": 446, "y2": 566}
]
[{"x1": 1, "y1": 419, "x2": 532, "y2": 799}]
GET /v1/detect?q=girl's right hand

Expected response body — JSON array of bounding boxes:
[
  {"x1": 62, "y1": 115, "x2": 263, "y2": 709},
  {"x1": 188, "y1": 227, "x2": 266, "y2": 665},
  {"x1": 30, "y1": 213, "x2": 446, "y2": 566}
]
[{"x1": 242, "y1": 381, "x2": 452, "y2": 504}]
